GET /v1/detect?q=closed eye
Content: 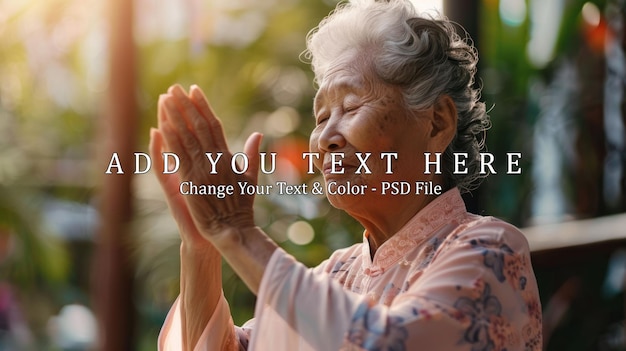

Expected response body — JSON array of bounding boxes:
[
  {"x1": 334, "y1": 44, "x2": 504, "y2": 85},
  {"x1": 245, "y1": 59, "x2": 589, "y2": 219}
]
[
  {"x1": 343, "y1": 95, "x2": 362, "y2": 113},
  {"x1": 344, "y1": 105, "x2": 359, "y2": 113},
  {"x1": 316, "y1": 114, "x2": 330, "y2": 125}
]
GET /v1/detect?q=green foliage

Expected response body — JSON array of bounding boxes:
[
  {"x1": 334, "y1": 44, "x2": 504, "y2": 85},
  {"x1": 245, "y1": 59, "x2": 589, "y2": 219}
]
[
  {"x1": 0, "y1": 186, "x2": 68, "y2": 287},
  {"x1": 2, "y1": 0, "x2": 622, "y2": 347}
]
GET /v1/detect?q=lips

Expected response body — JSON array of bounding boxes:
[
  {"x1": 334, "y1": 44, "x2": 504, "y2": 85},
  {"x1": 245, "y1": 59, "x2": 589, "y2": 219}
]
[{"x1": 322, "y1": 162, "x2": 357, "y2": 175}]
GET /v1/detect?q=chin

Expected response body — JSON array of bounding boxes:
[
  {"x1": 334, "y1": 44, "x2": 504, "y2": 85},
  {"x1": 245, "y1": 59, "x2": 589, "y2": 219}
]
[{"x1": 325, "y1": 192, "x2": 371, "y2": 213}]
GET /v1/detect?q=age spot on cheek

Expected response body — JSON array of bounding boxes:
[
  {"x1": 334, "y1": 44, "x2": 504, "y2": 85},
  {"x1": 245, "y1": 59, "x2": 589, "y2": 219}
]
[{"x1": 378, "y1": 116, "x2": 390, "y2": 135}]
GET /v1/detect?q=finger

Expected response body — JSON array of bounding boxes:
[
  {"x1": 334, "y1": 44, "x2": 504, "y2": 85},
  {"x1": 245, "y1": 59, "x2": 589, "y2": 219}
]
[
  {"x1": 162, "y1": 95, "x2": 203, "y2": 167},
  {"x1": 170, "y1": 85, "x2": 218, "y2": 152},
  {"x1": 150, "y1": 128, "x2": 183, "y2": 187},
  {"x1": 150, "y1": 128, "x2": 204, "y2": 242},
  {"x1": 149, "y1": 128, "x2": 179, "y2": 201},
  {"x1": 189, "y1": 85, "x2": 228, "y2": 148},
  {"x1": 157, "y1": 94, "x2": 167, "y2": 129},
  {"x1": 168, "y1": 83, "x2": 187, "y2": 97},
  {"x1": 243, "y1": 132, "x2": 263, "y2": 184},
  {"x1": 169, "y1": 84, "x2": 193, "y2": 128},
  {"x1": 160, "y1": 120, "x2": 193, "y2": 174},
  {"x1": 149, "y1": 128, "x2": 163, "y2": 169},
  {"x1": 149, "y1": 128, "x2": 167, "y2": 184}
]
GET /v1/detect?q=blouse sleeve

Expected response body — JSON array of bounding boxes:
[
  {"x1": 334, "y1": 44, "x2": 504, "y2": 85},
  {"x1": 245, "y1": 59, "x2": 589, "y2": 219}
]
[
  {"x1": 249, "y1": 219, "x2": 542, "y2": 350},
  {"x1": 156, "y1": 256, "x2": 337, "y2": 350},
  {"x1": 158, "y1": 292, "x2": 246, "y2": 351}
]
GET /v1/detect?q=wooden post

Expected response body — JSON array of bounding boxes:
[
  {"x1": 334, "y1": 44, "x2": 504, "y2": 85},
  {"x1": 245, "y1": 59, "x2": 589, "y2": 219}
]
[
  {"x1": 94, "y1": 0, "x2": 137, "y2": 349},
  {"x1": 443, "y1": 0, "x2": 479, "y2": 49},
  {"x1": 443, "y1": 0, "x2": 483, "y2": 214}
]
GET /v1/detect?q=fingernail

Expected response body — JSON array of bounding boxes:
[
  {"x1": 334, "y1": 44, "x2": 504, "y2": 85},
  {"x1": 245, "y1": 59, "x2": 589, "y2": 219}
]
[
  {"x1": 190, "y1": 86, "x2": 201, "y2": 97},
  {"x1": 168, "y1": 85, "x2": 181, "y2": 94},
  {"x1": 173, "y1": 84, "x2": 187, "y2": 96}
]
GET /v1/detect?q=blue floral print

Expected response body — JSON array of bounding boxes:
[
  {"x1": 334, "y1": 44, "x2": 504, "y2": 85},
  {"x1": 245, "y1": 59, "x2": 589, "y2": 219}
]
[
  {"x1": 347, "y1": 302, "x2": 409, "y2": 351},
  {"x1": 454, "y1": 283, "x2": 502, "y2": 351},
  {"x1": 470, "y1": 239, "x2": 514, "y2": 283}
]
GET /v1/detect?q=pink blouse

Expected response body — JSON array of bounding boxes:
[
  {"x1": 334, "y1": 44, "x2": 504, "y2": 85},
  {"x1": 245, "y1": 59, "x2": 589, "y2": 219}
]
[{"x1": 159, "y1": 188, "x2": 542, "y2": 350}]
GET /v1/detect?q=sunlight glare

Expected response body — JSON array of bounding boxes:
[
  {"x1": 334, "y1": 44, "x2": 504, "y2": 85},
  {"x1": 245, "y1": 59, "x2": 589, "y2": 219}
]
[{"x1": 410, "y1": 0, "x2": 444, "y2": 15}]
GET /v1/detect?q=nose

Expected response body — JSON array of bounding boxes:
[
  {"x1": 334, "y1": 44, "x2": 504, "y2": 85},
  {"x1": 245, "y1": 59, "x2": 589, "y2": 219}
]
[{"x1": 317, "y1": 114, "x2": 346, "y2": 152}]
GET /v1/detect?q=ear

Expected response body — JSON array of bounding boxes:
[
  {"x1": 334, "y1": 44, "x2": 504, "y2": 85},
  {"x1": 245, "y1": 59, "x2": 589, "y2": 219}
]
[{"x1": 429, "y1": 95, "x2": 457, "y2": 151}]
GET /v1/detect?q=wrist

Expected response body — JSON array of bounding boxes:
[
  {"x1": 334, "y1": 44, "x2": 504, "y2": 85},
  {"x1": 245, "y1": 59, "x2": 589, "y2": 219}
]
[
  {"x1": 204, "y1": 225, "x2": 253, "y2": 253},
  {"x1": 180, "y1": 239, "x2": 220, "y2": 263},
  {"x1": 207, "y1": 226, "x2": 278, "y2": 294}
]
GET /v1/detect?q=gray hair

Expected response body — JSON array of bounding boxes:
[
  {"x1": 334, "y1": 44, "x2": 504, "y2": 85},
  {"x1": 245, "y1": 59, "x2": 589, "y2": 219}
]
[{"x1": 304, "y1": 0, "x2": 490, "y2": 193}]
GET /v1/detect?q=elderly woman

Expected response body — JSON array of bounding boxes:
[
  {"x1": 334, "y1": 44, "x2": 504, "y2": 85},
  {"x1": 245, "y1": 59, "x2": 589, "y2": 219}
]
[{"x1": 151, "y1": 0, "x2": 542, "y2": 350}]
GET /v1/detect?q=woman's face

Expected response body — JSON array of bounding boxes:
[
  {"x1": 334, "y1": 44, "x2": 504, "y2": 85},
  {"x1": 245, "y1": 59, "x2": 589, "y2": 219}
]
[{"x1": 309, "y1": 58, "x2": 440, "y2": 212}]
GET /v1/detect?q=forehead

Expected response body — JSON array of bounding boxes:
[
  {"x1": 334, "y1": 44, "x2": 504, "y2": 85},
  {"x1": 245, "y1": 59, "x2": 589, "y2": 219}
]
[
  {"x1": 314, "y1": 63, "x2": 372, "y2": 107},
  {"x1": 316, "y1": 74, "x2": 366, "y2": 97}
]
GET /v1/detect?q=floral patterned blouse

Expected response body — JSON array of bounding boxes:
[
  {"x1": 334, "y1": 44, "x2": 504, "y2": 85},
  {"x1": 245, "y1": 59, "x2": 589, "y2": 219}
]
[{"x1": 159, "y1": 188, "x2": 543, "y2": 350}]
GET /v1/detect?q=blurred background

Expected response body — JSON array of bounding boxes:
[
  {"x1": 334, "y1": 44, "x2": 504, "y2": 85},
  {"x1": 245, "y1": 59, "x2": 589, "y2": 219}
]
[{"x1": 0, "y1": 0, "x2": 624, "y2": 349}]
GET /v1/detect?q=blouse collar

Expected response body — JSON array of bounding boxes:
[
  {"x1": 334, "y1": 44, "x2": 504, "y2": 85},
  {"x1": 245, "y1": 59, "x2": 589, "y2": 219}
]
[{"x1": 361, "y1": 188, "x2": 468, "y2": 271}]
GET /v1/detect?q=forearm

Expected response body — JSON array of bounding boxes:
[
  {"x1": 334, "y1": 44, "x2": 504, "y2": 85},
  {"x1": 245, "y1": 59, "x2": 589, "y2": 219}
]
[
  {"x1": 179, "y1": 241, "x2": 223, "y2": 350},
  {"x1": 210, "y1": 226, "x2": 279, "y2": 295}
]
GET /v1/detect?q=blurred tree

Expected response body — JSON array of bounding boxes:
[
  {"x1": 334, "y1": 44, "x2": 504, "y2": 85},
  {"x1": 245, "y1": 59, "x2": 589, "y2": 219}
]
[{"x1": 93, "y1": 0, "x2": 138, "y2": 349}]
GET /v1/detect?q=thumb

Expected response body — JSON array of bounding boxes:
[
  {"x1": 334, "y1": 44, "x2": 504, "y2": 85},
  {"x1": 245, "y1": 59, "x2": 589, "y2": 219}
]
[{"x1": 243, "y1": 132, "x2": 263, "y2": 184}]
